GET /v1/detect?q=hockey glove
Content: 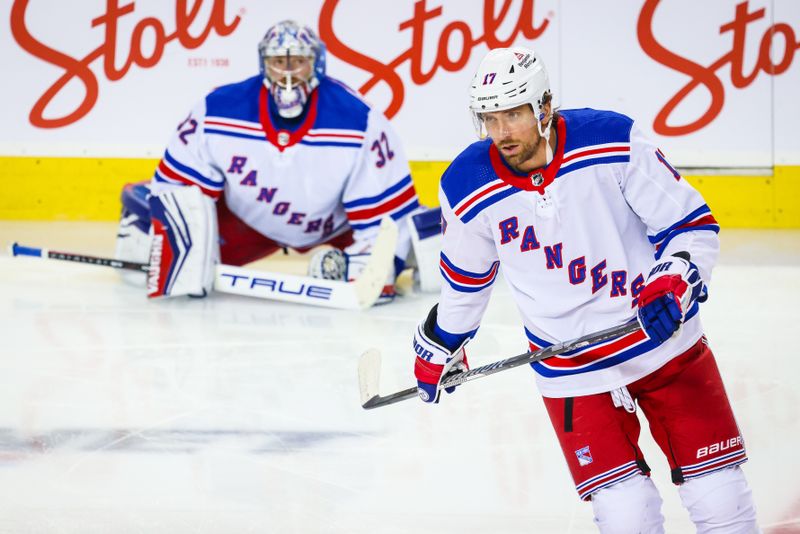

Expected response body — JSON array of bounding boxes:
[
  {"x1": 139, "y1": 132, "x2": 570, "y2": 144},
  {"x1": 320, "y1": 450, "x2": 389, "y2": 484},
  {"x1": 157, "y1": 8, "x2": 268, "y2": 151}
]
[
  {"x1": 413, "y1": 307, "x2": 470, "y2": 404},
  {"x1": 637, "y1": 252, "x2": 707, "y2": 344},
  {"x1": 308, "y1": 248, "x2": 396, "y2": 303}
]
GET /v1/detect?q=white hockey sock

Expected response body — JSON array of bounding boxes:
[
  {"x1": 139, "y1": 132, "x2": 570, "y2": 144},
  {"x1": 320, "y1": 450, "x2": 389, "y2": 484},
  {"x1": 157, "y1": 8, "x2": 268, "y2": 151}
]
[
  {"x1": 591, "y1": 474, "x2": 665, "y2": 534},
  {"x1": 679, "y1": 466, "x2": 760, "y2": 533}
]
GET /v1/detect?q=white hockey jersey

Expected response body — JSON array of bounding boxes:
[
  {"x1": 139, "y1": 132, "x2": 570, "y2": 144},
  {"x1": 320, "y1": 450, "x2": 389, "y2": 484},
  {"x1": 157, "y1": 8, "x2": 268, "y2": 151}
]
[
  {"x1": 435, "y1": 109, "x2": 720, "y2": 398},
  {"x1": 150, "y1": 75, "x2": 418, "y2": 259}
]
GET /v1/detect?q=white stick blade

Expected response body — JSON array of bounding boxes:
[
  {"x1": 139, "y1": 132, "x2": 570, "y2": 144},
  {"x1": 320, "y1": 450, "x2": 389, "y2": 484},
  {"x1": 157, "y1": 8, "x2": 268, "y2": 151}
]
[
  {"x1": 358, "y1": 349, "x2": 382, "y2": 406},
  {"x1": 353, "y1": 218, "x2": 398, "y2": 309}
]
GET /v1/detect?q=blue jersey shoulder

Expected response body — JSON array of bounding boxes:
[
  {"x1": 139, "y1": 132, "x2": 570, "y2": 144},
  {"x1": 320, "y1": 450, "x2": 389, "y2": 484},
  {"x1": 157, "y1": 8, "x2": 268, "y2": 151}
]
[
  {"x1": 560, "y1": 108, "x2": 634, "y2": 153},
  {"x1": 203, "y1": 75, "x2": 370, "y2": 133},
  {"x1": 314, "y1": 77, "x2": 370, "y2": 132},
  {"x1": 440, "y1": 139, "x2": 496, "y2": 209},
  {"x1": 205, "y1": 75, "x2": 262, "y2": 122}
]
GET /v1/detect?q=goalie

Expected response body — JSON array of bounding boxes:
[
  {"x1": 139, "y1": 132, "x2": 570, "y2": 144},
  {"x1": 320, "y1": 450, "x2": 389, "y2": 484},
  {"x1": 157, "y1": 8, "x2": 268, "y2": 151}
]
[{"x1": 115, "y1": 20, "x2": 428, "y2": 302}]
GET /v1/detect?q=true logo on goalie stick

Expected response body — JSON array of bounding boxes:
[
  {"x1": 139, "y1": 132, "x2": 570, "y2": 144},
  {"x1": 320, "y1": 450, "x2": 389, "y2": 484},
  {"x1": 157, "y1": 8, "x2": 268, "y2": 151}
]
[
  {"x1": 575, "y1": 445, "x2": 593, "y2": 466},
  {"x1": 219, "y1": 273, "x2": 333, "y2": 300}
]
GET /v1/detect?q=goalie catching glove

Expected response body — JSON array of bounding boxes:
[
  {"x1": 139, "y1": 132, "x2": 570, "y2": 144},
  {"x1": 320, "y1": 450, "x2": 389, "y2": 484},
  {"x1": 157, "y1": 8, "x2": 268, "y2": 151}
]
[
  {"x1": 413, "y1": 305, "x2": 470, "y2": 403},
  {"x1": 308, "y1": 246, "x2": 396, "y2": 304},
  {"x1": 637, "y1": 252, "x2": 707, "y2": 344}
]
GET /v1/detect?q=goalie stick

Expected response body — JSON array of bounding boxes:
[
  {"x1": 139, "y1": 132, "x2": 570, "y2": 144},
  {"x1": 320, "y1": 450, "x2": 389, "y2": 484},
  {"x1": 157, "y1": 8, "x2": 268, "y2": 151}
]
[
  {"x1": 359, "y1": 320, "x2": 641, "y2": 409},
  {"x1": 9, "y1": 218, "x2": 398, "y2": 310}
]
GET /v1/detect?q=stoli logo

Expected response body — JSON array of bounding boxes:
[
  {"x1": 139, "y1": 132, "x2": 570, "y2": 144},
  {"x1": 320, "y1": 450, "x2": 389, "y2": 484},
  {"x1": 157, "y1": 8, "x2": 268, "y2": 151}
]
[
  {"x1": 318, "y1": 0, "x2": 551, "y2": 119},
  {"x1": 10, "y1": 0, "x2": 242, "y2": 129},
  {"x1": 638, "y1": 0, "x2": 800, "y2": 136}
]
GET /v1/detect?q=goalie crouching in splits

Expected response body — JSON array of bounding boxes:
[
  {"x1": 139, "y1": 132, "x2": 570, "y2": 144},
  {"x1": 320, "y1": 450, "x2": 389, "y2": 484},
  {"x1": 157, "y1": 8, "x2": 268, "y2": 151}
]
[
  {"x1": 115, "y1": 20, "x2": 423, "y2": 303},
  {"x1": 411, "y1": 47, "x2": 759, "y2": 533}
]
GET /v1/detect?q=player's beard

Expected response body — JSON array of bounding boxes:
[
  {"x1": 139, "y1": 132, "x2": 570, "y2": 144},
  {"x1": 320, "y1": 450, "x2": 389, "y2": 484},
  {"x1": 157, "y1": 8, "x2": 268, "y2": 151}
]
[{"x1": 499, "y1": 133, "x2": 543, "y2": 173}]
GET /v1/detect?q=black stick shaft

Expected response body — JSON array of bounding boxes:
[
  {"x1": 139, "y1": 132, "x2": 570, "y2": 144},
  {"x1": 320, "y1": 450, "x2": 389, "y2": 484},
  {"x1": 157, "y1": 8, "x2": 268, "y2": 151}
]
[
  {"x1": 11, "y1": 243, "x2": 148, "y2": 272},
  {"x1": 363, "y1": 321, "x2": 641, "y2": 409}
]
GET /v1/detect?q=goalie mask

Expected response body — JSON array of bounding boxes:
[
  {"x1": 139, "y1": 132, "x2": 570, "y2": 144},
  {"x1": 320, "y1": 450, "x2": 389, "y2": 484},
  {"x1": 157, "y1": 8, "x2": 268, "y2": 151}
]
[
  {"x1": 469, "y1": 47, "x2": 554, "y2": 162},
  {"x1": 258, "y1": 20, "x2": 327, "y2": 119}
]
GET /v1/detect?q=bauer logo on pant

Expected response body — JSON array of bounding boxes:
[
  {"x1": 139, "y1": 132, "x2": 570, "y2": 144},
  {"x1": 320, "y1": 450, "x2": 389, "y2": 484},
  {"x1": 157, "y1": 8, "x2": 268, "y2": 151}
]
[{"x1": 575, "y1": 446, "x2": 593, "y2": 466}]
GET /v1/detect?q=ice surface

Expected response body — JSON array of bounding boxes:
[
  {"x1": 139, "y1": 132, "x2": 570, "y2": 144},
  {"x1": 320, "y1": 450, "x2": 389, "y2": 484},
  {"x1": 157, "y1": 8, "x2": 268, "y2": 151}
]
[{"x1": 0, "y1": 222, "x2": 797, "y2": 533}]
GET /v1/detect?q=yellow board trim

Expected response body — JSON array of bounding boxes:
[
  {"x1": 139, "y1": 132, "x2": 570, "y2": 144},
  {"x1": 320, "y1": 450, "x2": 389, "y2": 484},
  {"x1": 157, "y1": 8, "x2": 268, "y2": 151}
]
[{"x1": 1, "y1": 157, "x2": 798, "y2": 228}]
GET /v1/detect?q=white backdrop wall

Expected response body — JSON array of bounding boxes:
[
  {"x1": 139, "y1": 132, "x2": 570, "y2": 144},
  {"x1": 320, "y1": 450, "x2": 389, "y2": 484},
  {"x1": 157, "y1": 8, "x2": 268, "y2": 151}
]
[{"x1": 2, "y1": 0, "x2": 799, "y2": 167}]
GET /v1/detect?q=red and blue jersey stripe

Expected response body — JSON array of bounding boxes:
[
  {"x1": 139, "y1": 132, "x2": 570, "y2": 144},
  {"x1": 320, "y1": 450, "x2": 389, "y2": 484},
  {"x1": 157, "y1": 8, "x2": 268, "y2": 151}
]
[
  {"x1": 204, "y1": 116, "x2": 265, "y2": 141},
  {"x1": 557, "y1": 142, "x2": 631, "y2": 178},
  {"x1": 440, "y1": 252, "x2": 500, "y2": 293},
  {"x1": 154, "y1": 150, "x2": 224, "y2": 198},
  {"x1": 649, "y1": 205, "x2": 720, "y2": 259},
  {"x1": 525, "y1": 310, "x2": 698, "y2": 378},
  {"x1": 300, "y1": 128, "x2": 364, "y2": 148},
  {"x1": 344, "y1": 176, "x2": 419, "y2": 230},
  {"x1": 452, "y1": 178, "x2": 520, "y2": 224},
  {"x1": 204, "y1": 118, "x2": 365, "y2": 149}
]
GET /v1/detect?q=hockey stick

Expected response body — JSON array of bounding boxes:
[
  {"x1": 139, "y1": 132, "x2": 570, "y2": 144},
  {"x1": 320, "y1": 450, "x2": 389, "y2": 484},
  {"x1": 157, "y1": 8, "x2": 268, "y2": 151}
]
[
  {"x1": 9, "y1": 218, "x2": 398, "y2": 310},
  {"x1": 359, "y1": 320, "x2": 641, "y2": 409},
  {"x1": 9, "y1": 243, "x2": 150, "y2": 272}
]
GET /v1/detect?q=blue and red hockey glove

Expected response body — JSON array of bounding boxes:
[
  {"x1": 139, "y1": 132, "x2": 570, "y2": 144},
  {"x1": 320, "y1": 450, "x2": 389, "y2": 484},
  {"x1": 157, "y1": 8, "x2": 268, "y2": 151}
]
[
  {"x1": 637, "y1": 252, "x2": 707, "y2": 344},
  {"x1": 413, "y1": 306, "x2": 470, "y2": 403}
]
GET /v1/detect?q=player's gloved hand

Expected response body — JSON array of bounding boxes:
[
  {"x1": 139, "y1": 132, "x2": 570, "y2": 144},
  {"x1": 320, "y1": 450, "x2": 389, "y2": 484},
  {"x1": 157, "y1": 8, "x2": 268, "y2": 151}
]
[
  {"x1": 308, "y1": 248, "x2": 396, "y2": 303},
  {"x1": 413, "y1": 310, "x2": 470, "y2": 404},
  {"x1": 637, "y1": 252, "x2": 707, "y2": 344}
]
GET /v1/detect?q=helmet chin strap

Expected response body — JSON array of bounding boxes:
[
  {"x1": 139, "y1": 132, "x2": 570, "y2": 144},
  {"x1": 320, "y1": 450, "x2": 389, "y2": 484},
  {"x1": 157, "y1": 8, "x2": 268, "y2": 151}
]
[{"x1": 537, "y1": 112, "x2": 554, "y2": 165}]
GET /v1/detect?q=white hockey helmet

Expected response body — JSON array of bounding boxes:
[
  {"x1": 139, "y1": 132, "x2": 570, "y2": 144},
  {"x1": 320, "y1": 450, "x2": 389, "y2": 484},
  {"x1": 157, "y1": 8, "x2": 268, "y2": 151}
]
[
  {"x1": 258, "y1": 20, "x2": 327, "y2": 118},
  {"x1": 469, "y1": 47, "x2": 552, "y2": 139}
]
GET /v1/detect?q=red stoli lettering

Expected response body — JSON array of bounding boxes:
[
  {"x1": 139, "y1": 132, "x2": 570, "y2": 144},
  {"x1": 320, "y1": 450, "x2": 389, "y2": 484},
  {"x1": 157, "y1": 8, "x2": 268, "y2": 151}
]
[
  {"x1": 10, "y1": 0, "x2": 242, "y2": 129},
  {"x1": 318, "y1": 0, "x2": 550, "y2": 119},
  {"x1": 638, "y1": 0, "x2": 800, "y2": 136}
]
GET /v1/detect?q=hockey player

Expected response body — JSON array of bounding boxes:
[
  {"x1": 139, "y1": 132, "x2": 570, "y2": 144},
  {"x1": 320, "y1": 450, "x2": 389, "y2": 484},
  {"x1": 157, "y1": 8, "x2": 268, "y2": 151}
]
[
  {"x1": 411, "y1": 47, "x2": 759, "y2": 533},
  {"x1": 116, "y1": 20, "x2": 419, "y2": 301}
]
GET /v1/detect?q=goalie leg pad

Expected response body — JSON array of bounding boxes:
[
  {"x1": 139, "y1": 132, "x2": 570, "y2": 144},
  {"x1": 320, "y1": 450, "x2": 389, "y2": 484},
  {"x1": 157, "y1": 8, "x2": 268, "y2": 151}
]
[
  {"x1": 678, "y1": 466, "x2": 759, "y2": 533},
  {"x1": 591, "y1": 474, "x2": 665, "y2": 533},
  {"x1": 147, "y1": 185, "x2": 219, "y2": 298}
]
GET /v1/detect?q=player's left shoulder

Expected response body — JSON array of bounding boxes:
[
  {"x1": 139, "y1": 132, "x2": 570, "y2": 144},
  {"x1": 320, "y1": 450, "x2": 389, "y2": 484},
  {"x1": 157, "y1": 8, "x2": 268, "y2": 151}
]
[
  {"x1": 561, "y1": 108, "x2": 635, "y2": 153},
  {"x1": 314, "y1": 77, "x2": 371, "y2": 133}
]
